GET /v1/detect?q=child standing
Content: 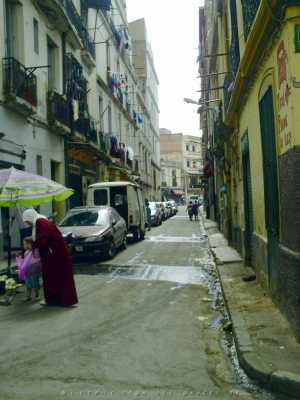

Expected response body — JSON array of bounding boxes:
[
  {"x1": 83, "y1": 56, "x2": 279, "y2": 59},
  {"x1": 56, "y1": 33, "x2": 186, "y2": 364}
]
[{"x1": 16, "y1": 238, "x2": 41, "y2": 301}]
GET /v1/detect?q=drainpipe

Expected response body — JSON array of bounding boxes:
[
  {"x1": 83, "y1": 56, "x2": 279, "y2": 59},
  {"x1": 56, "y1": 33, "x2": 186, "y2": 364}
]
[{"x1": 62, "y1": 32, "x2": 70, "y2": 209}]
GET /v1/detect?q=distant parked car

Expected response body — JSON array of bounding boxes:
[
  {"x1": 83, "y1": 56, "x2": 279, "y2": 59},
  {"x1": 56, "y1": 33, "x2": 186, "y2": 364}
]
[
  {"x1": 59, "y1": 206, "x2": 127, "y2": 260},
  {"x1": 162, "y1": 202, "x2": 171, "y2": 218},
  {"x1": 166, "y1": 201, "x2": 174, "y2": 217},
  {"x1": 149, "y1": 202, "x2": 162, "y2": 226},
  {"x1": 169, "y1": 200, "x2": 178, "y2": 215},
  {"x1": 159, "y1": 202, "x2": 167, "y2": 220}
]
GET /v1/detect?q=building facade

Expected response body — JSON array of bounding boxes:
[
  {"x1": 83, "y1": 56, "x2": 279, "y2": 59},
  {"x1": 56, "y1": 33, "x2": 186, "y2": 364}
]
[
  {"x1": 129, "y1": 18, "x2": 161, "y2": 200},
  {"x1": 199, "y1": 0, "x2": 300, "y2": 339},
  {"x1": 160, "y1": 130, "x2": 203, "y2": 201},
  {"x1": 0, "y1": 0, "x2": 160, "y2": 258}
]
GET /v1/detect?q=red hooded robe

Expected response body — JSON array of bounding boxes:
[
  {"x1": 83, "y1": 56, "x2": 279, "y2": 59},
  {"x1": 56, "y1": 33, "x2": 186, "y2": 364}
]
[{"x1": 33, "y1": 219, "x2": 78, "y2": 306}]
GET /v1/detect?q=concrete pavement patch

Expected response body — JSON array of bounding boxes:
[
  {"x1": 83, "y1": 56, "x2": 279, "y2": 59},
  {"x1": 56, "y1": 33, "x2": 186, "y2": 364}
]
[{"x1": 212, "y1": 247, "x2": 243, "y2": 264}]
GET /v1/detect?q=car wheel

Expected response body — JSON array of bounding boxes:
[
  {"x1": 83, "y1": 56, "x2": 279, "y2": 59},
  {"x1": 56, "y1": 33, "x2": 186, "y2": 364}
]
[
  {"x1": 107, "y1": 241, "x2": 116, "y2": 259},
  {"x1": 121, "y1": 234, "x2": 127, "y2": 250},
  {"x1": 133, "y1": 228, "x2": 139, "y2": 241},
  {"x1": 139, "y1": 228, "x2": 145, "y2": 240}
]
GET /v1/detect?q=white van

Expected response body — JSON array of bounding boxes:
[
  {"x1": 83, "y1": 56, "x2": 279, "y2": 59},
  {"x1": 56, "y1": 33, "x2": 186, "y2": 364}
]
[{"x1": 87, "y1": 181, "x2": 146, "y2": 241}]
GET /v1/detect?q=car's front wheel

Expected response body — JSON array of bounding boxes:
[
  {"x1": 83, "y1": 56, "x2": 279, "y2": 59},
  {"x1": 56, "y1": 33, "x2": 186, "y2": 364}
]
[
  {"x1": 121, "y1": 234, "x2": 127, "y2": 250},
  {"x1": 107, "y1": 241, "x2": 116, "y2": 259}
]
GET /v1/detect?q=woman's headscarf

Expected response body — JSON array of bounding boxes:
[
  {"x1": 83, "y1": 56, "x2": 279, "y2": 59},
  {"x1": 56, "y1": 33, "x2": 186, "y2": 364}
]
[{"x1": 22, "y1": 209, "x2": 48, "y2": 240}]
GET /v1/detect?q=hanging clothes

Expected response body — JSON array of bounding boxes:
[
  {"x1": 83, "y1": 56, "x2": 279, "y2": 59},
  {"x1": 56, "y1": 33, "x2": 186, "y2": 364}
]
[{"x1": 110, "y1": 136, "x2": 118, "y2": 156}]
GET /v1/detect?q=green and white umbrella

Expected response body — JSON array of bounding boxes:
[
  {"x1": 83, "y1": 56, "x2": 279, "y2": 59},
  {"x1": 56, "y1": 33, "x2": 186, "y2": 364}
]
[
  {"x1": 0, "y1": 167, "x2": 73, "y2": 207},
  {"x1": 0, "y1": 167, "x2": 74, "y2": 271}
]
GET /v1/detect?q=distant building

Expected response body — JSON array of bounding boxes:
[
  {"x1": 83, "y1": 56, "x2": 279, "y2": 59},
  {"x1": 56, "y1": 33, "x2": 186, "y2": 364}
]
[{"x1": 160, "y1": 130, "x2": 203, "y2": 200}]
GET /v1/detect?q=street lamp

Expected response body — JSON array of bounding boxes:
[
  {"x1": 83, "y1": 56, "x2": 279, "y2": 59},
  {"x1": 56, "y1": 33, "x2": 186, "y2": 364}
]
[{"x1": 183, "y1": 98, "x2": 199, "y2": 105}]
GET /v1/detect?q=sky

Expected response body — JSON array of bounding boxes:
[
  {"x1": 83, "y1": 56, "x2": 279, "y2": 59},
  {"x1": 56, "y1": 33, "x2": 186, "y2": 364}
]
[{"x1": 126, "y1": 0, "x2": 203, "y2": 136}]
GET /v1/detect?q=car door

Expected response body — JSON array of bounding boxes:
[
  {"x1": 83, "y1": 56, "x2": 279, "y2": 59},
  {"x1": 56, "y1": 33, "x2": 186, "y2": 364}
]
[{"x1": 111, "y1": 209, "x2": 124, "y2": 247}]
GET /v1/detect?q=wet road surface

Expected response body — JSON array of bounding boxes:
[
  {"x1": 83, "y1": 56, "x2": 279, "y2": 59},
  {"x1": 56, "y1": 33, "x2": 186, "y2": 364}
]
[{"x1": 0, "y1": 208, "x2": 289, "y2": 400}]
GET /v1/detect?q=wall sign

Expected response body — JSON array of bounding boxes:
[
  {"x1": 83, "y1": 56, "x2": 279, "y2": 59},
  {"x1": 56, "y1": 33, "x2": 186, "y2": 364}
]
[{"x1": 277, "y1": 40, "x2": 293, "y2": 154}]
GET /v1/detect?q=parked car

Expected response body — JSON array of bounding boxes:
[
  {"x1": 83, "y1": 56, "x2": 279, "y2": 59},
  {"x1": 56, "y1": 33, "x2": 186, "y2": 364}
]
[
  {"x1": 169, "y1": 200, "x2": 178, "y2": 215},
  {"x1": 59, "y1": 206, "x2": 127, "y2": 260},
  {"x1": 87, "y1": 181, "x2": 146, "y2": 241},
  {"x1": 149, "y1": 202, "x2": 162, "y2": 226},
  {"x1": 158, "y1": 202, "x2": 166, "y2": 220},
  {"x1": 166, "y1": 201, "x2": 174, "y2": 217},
  {"x1": 162, "y1": 202, "x2": 171, "y2": 219}
]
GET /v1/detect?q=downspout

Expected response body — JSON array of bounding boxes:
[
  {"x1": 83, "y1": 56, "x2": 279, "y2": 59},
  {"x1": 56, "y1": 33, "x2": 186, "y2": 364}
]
[{"x1": 62, "y1": 32, "x2": 70, "y2": 209}]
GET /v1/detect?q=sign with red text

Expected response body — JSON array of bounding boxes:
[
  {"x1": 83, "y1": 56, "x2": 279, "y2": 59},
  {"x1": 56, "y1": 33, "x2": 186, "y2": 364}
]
[{"x1": 277, "y1": 40, "x2": 293, "y2": 154}]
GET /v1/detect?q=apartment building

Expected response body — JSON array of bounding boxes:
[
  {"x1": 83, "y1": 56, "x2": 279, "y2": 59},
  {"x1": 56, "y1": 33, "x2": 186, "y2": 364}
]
[
  {"x1": 199, "y1": 0, "x2": 300, "y2": 339},
  {"x1": 0, "y1": 0, "x2": 160, "y2": 257},
  {"x1": 160, "y1": 130, "x2": 203, "y2": 201}
]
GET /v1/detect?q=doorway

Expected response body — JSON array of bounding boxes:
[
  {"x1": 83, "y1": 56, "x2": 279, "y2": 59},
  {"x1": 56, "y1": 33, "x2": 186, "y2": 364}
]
[
  {"x1": 242, "y1": 131, "x2": 253, "y2": 266},
  {"x1": 259, "y1": 86, "x2": 280, "y2": 290}
]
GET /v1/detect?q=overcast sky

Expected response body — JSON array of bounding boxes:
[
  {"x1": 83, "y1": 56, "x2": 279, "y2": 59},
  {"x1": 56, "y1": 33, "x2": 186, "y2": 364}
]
[{"x1": 126, "y1": 0, "x2": 202, "y2": 136}]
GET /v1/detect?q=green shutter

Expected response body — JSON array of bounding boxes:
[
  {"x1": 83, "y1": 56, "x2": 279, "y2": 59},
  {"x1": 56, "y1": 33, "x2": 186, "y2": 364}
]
[{"x1": 295, "y1": 25, "x2": 300, "y2": 53}]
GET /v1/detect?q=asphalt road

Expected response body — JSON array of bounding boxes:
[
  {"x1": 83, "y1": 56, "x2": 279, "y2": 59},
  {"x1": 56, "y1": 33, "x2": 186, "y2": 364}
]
[{"x1": 0, "y1": 208, "x2": 278, "y2": 400}]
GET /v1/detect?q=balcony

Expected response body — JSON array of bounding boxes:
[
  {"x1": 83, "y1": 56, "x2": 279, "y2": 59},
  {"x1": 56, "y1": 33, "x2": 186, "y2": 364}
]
[
  {"x1": 47, "y1": 91, "x2": 71, "y2": 136},
  {"x1": 241, "y1": 0, "x2": 261, "y2": 39},
  {"x1": 74, "y1": 114, "x2": 98, "y2": 144},
  {"x1": 2, "y1": 57, "x2": 37, "y2": 116},
  {"x1": 35, "y1": 0, "x2": 95, "y2": 61}
]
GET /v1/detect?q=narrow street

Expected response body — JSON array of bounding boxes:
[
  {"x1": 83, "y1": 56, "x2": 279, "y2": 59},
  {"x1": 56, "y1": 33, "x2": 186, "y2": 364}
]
[{"x1": 0, "y1": 208, "x2": 285, "y2": 400}]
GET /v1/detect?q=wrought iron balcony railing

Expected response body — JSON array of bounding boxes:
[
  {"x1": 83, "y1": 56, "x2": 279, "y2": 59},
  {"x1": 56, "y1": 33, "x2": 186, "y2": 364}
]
[
  {"x1": 241, "y1": 0, "x2": 261, "y2": 39},
  {"x1": 223, "y1": 73, "x2": 235, "y2": 113},
  {"x1": 60, "y1": 0, "x2": 95, "y2": 59},
  {"x1": 47, "y1": 91, "x2": 70, "y2": 128},
  {"x1": 229, "y1": 0, "x2": 240, "y2": 78},
  {"x1": 2, "y1": 57, "x2": 37, "y2": 108}
]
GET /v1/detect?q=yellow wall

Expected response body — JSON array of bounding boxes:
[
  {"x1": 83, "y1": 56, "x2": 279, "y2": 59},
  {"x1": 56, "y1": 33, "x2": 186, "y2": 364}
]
[{"x1": 235, "y1": 17, "x2": 300, "y2": 238}]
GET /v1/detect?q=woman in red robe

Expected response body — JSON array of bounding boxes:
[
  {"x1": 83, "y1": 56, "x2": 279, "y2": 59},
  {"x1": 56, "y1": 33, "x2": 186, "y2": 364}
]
[{"x1": 22, "y1": 209, "x2": 78, "y2": 306}]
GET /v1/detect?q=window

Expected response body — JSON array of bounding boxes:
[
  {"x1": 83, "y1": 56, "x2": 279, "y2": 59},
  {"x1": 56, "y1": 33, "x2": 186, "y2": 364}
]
[
  {"x1": 172, "y1": 169, "x2": 177, "y2": 187},
  {"x1": 5, "y1": 0, "x2": 23, "y2": 59},
  {"x1": 33, "y1": 18, "x2": 39, "y2": 54},
  {"x1": 106, "y1": 41, "x2": 111, "y2": 68},
  {"x1": 94, "y1": 189, "x2": 108, "y2": 206},
  {"x1": 192, "y1": 145, "x2": 196, "y2": 152},
  {"x1": 47, "y1": 37, "x2": 58, "y2": 91},
  {"x1": 193, "y1": 161, "x2": 196, "y2": 169},
  {"x1": 99, "y1": 96, "x2": 104, "y2": 131},
  {"x1": 60, "y1": 210, "x2": 110, "y2": 227},
  {"x1": 108, "y1": 105, "x2": 112, "y2": 133},
  {"x1": 186, "y1": 145, "x2": 189, "y2": 151},
  {"x1": 36, "y1": 155, "x2": 42, "y2": 175},
  {"x1": 187, "y1": 160, "x2": 190, "y2": 168}
]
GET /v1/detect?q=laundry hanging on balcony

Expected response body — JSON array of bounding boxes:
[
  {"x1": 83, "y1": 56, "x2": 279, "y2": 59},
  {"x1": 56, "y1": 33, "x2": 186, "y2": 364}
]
[{"x1": 87, "y1": 0, "x2": 112, "y2": 11}]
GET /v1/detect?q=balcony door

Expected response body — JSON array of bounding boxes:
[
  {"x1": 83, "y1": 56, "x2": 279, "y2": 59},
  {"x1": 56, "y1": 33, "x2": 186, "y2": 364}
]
[{"x1": 5, "y1": 0, "x2": 23, "y2": 60}]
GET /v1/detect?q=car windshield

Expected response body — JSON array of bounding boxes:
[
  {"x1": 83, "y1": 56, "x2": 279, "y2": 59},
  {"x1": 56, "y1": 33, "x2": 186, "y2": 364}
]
[{"x1": 60, "y1": 210, "x2": 110, "y2": 227}]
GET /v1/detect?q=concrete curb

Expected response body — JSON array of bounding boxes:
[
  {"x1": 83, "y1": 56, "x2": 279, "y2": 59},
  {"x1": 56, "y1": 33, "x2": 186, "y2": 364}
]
[{"x1": 212, "y1": 249, "x2": 300, "y2": 398}]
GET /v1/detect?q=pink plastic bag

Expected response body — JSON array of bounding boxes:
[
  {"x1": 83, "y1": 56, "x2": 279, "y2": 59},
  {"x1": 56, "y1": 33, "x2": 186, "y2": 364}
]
[{"x1": 16, "y1": 251, "x2": 41, "y2": 281}]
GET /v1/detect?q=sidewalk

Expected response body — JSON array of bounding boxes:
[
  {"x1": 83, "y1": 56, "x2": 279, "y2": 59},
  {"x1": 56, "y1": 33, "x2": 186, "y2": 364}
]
[{"x1": 205, "y1": 220, "x2": 300, "y2": 399}]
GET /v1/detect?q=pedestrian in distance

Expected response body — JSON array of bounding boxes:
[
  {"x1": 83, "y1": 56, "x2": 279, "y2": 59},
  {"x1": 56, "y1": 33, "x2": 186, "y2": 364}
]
[
  {"x1": 16, "y1": 237, "x2": 41, "y2": 302},
  {"x1": 22, "y1": 209, "x2": 78, "y2": 307},
  {"x1": 187, "y1": 201, "x2": 193, "y2": 221},
  {"x1": 145, "y1": 199, "x2": 151, "y2": 231},
  {"x1": 192, "y1": 201, "x2": 199, "y2": 221}
]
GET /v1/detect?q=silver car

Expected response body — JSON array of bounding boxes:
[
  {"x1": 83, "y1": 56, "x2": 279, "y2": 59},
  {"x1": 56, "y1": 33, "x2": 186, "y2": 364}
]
[{"x1": 59, "y1": 206, "x2": 127, "y2": 259}]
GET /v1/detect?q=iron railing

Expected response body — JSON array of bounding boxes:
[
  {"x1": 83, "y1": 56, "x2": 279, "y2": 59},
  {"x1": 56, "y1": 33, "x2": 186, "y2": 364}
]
[
  {"x1": 229, "y1": 0, "x2": 240, "y2": 78},
  {"x1": 60, "y1": 0, "x2": 95, "y2": 59},
  {"x1": 241, "y1": 0, "x2": 261, "y2": 39},
  {"x1": 2, "y1": 57, "x2": 37, "y2": 107},
  {"x1": 47, "y1": 91, "x2": 70, "y2": 127}
]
